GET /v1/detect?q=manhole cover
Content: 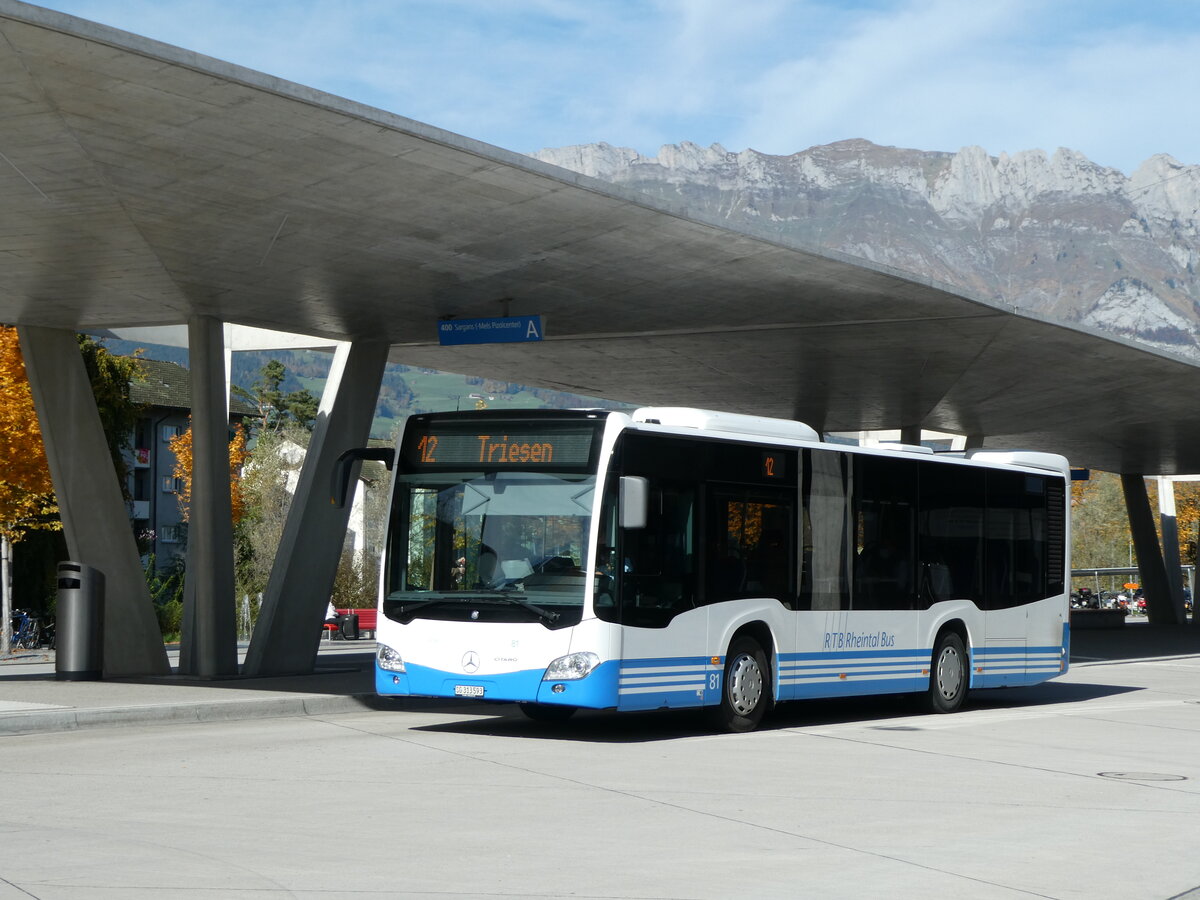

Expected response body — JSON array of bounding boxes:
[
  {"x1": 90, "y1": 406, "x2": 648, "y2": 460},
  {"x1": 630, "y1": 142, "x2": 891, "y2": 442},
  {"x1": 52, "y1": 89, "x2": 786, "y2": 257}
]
[{"x1": 1098, "y1": 772, "x2": 1187, "y2": 782}]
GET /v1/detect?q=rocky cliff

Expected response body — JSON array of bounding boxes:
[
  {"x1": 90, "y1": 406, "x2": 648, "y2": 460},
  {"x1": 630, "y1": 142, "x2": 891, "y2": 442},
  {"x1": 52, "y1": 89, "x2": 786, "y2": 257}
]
[{"x1": 532, "y1": 140, "x2": 1200, "y2": 359}]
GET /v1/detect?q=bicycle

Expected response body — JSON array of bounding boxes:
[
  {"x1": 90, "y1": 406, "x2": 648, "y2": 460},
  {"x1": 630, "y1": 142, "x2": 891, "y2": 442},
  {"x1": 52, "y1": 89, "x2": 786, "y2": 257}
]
[{"x1": 9, "y1": 611, "x2": 41, "y2": 651}]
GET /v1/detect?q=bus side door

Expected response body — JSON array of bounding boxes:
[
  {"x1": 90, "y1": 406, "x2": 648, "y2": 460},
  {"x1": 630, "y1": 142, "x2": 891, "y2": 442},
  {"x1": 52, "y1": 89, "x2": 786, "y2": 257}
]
[{"x1": 615, "y1": 480, "x2": 709, "y2": 710}]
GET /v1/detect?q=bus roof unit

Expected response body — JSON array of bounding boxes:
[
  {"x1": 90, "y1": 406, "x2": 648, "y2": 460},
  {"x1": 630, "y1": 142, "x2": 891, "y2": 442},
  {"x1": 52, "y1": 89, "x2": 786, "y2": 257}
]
[
  {"x1": 632, "y1": 407, "x2": 820, "y2": 443},
  {"x1": 965, "y1": 449, "x2": 1071, "y2": 475}
]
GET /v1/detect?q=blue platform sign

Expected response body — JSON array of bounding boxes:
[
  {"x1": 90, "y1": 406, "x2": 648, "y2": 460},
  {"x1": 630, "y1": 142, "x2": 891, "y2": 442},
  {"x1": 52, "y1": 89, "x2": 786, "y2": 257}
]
[{"x1": 438, "y1": 315, "x2": 544, "y2": 346}]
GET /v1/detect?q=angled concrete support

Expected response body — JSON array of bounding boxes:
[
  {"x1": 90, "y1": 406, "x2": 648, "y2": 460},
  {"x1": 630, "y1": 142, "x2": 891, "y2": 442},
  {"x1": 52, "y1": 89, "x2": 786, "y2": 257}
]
[
  {"x1": 178, "y1": 316, "x2": 238, "y2": 677},
  {"x1": 1122, "y1": 473, "x2": 1183, "y2": 625},
  {"x1": 17, "y1": 326, "x2": 169, "y2": 677},
  {"x1": 1156, "y1": 476, "x2": 1188, "y2": 624},
  {"x1": 242, "y1": 339, "x2": 389, "y2": 677}
]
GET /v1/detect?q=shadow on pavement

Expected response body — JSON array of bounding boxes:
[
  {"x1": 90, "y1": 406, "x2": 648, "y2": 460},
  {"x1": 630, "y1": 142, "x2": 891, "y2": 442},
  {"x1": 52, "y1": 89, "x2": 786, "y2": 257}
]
[
  {"x1": 401, "y1": 678, "x2": 1141, "y2": 745},
  {"x1": 1071, "y1": 623, "x2": 1200, "y2": 662}
]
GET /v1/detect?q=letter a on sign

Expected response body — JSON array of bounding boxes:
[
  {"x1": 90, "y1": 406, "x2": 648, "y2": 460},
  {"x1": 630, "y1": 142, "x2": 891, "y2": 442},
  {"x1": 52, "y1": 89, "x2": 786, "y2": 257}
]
[{"x1": 439, "y1": 314, "x2": 544, "y2": 346}]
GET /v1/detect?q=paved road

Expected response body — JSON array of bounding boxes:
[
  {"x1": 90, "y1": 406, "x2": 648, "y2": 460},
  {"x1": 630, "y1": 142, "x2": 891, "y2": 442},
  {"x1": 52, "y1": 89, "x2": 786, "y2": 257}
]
[{"x1": 1, "y1": 627, "x2": 1199, "y2": 898}]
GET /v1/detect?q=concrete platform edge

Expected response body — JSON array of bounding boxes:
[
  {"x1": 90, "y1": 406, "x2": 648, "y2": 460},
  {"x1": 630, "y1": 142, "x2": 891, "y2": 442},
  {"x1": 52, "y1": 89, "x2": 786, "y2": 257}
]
[{"x1": 0, "y1": 692, "x2": 377, "y2": 737}]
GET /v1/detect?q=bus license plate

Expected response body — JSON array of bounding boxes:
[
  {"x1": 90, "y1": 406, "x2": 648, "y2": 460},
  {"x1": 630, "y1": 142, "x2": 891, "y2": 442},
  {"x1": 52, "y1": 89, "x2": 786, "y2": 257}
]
[{"x1": 455, "y1": 684, "x2": 485, "y2": 698}]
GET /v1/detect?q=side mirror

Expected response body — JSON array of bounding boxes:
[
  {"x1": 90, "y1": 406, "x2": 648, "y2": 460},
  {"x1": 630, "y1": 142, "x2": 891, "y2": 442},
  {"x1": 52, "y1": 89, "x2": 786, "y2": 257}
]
[
  {"x1": 619, "y1": 476, "x2": 648, "y2": 529},
  {"x1": 331, "y1": 447, "x2": 395, "y2": 507}
]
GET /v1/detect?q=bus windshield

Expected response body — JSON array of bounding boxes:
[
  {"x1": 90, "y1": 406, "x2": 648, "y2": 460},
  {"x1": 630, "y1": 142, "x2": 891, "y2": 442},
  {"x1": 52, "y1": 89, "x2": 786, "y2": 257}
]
[{"x1": 385, "y1": 470, "x2": 596, "y2": 628}]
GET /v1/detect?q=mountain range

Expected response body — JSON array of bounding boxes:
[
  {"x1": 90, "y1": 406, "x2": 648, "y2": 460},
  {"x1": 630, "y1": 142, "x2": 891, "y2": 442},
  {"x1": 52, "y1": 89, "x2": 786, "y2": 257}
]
[{"x1": 532, "y1": 140, "x2": 1200, "y2": 360}]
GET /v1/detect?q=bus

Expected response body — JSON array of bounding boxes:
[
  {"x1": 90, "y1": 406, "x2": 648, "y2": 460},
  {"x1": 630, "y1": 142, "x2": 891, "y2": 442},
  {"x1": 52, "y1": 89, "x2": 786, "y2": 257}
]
[{"x1": 340, "y1": 406, "x2": 1069, "y2": 732}]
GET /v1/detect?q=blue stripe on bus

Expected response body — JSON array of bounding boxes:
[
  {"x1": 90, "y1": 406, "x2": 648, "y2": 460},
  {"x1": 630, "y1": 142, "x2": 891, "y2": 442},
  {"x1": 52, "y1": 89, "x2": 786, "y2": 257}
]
[
  {"x1": 620, "y1": 656, "x2": 713, "y2": 669},
  {"x1": 376, "y1": 659, "x2": 621, "y2": 710},
  {"x1": 780, "y1": 658, "x2": 926, "y2": 671},
  {"x1": 971, "y1": 671, "x2": 1059, "y2": 688},
  {"x1": 790, "y1": 675, "x2": 928, "y2": 699},
  {"x1": 779, "y1": 648, "x2": 925, "y2": 666},
  {"x1": 972, "y1": 644, "x2": 1062, "y2": 655},
  {"x1": 778, "y1": 652, "x2": 928, "y2": 699},
  {"x1": 617, "y1": 656, "x2": 719, "y2": 711}
]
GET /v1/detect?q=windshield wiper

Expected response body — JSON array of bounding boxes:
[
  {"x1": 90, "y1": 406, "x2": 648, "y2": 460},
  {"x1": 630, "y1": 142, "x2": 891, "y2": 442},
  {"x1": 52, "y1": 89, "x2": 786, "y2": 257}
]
[
  {"x1": 495, "y1": 594, "x2": 560, "y2": 625},
  {"x1": 386, "y1": 592, "x2": 560, "y2": 625},
  {"x1": 461, "y1": 591, "x2": 560, "y2": 625},
  {"x1": 385, "y1": 597, "x2": 450, "y2": 616}
]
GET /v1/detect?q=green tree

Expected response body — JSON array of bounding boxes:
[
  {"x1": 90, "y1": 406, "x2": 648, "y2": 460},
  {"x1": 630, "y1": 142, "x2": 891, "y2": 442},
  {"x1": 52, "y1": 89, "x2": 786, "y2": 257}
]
[
  {"x1": 144, "y1": 554, "x2": 185, "y2": 641},
  {"x1": 233, "y1": 424, "x2": 306, "y2": 603},
  {"x1": 78, "y1": 335, "x2": 144, "y2": 492},
  {"x1": 234, "y1": 424, "x2": 386, "y2": 630},
  {"x1": 1071, "y1": 470, "x2": 1134, "y2": 572},
  {"x1": 233, "y1": 359, "x2": 319, "y2": 432}
]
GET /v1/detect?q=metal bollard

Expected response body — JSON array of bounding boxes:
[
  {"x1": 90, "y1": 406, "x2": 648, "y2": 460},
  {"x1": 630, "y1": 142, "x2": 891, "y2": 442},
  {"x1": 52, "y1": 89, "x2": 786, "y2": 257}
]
[{"x1": 55, "y1": 561, "x2": 105, "y2": 681}]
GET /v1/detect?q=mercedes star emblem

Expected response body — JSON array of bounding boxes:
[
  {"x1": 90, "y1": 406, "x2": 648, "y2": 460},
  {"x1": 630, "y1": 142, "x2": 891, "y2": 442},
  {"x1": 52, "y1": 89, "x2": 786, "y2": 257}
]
[{"x1": 462, "y1": 651, "x2": 480, "y2": 673}]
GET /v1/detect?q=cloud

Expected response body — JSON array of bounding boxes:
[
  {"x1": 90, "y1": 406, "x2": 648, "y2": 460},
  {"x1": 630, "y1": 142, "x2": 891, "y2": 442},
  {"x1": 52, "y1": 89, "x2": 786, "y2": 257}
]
[
  {"x1": 721, "y1": 0, "x2": 1200, "y2": 172},
  {"x1": 728, "y1": 1, "x2": 1040, "y2": 152},
  {"x1": 37, "y1": 0, "x2": 1200, "y2": 170}
]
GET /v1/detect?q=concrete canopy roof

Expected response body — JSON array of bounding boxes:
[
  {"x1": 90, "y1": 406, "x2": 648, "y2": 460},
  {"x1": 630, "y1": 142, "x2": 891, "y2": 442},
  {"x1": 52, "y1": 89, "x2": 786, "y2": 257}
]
[{"x1": 1, "y1": 1, "x2": 1198, "y2": 475}]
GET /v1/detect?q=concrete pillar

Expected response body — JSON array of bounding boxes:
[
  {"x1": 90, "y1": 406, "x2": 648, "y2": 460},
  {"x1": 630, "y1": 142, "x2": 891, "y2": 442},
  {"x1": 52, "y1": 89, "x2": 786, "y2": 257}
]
[
  {"x1": 17, "y1": 326, "x2": 169, "y2": 677},
  {"x1": 1157, "y1": 476, "x2": 1188, "y2": 624},
  {"x1": 899, "y1": 425, "x2": 921, "y2": 445},
  {"x1": 177, "y1": 316, "x2": 238, "y2": 677},
  {"x1": 1122, "y1": 473, "x2": 1183, "y2": 625},
  {"x1": 242, "y1": 339, "x2": 389, "y2": 677},
  {"x1": 964, "y1": 434, "x2": 985, "y2": 450}
]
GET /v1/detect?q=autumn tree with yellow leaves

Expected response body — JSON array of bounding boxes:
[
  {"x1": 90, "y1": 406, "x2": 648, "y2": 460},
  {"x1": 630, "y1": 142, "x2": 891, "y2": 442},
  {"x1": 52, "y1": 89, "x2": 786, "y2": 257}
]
[
  {"x1": 1072, "y1": 472, "x2": 1200, "y2": 598},
  {"x1": 0, "y1": 326, "x2": 60, "y2": 651},
  {"x1": 1146, "y1": 478, "x2": 1200, "y2": 567},
  {"x1": 168, "y1": 422, "x2": 251, "y2": 524},
  {"x1": 0, "y1": 330, "x2": 145, "y2": 650},
  {"x1": 1174, "y1": 482, "x2": 1200, "y2": 566}
]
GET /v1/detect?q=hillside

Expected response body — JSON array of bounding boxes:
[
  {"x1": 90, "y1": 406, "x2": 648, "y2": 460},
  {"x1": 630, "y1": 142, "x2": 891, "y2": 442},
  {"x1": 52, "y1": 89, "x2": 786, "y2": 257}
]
[{"x1": 533, "y1": 140, "x2": 1200, "y2": 359}]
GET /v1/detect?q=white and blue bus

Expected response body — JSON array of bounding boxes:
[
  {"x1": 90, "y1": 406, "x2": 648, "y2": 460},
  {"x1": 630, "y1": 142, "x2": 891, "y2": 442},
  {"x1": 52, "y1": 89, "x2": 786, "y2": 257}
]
[{"x1": 350, "y1": 407, "x2": 1069, "y2": 732}]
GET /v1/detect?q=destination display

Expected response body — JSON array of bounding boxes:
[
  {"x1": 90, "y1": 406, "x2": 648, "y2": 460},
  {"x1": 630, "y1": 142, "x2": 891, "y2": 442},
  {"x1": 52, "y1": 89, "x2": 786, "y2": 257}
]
[
  {"x1": 401, "y1": 421, "x2": 599, "y2": 470},
  {"x1": 437, "y1": 315, "x2": 544, "y2": 346}
]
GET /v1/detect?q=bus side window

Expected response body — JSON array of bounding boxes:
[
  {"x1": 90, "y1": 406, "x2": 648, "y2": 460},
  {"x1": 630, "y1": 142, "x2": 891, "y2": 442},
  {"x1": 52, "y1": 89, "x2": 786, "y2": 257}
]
[
  {"x1": 622, "y1": 482, "x2": 696, "y2": 626},
  {"x1": 801, "y1": 449, "x2": 851, "y2": 611},
  {"x1": 706, "y1": 490, "x2": 796, "y2": 608},
  {"x1": 593, "y1": 485, "x2": 621, "y2": 623},
  {"x1": 851, "y1": 455, "x2": 917, "y2": 611},
  {"x1": 985, "y1": 471, "x2": 1048, "y2": 608},
  {"x1": 918, "y1": 462, "x2": 983, "y2": 607}
]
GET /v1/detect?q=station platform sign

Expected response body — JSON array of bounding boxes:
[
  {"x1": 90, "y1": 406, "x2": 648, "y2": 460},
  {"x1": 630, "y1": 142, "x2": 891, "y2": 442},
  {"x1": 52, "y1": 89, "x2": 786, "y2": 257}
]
[{"x1": 438, "y1": 316, "x2": 543, "y2": 346}]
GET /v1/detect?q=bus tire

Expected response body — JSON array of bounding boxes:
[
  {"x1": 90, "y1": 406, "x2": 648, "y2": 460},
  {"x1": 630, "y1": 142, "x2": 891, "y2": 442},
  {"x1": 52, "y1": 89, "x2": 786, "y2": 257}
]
[
  {"x1": 927, "y1": 631, "x2": 968, "y2": 714},
  {"x1": 518, "y1": 703, "x2": 577, "y2": 724},
  {"x1": 713, "y1": 636, "x2": 769, "y2": 733}
]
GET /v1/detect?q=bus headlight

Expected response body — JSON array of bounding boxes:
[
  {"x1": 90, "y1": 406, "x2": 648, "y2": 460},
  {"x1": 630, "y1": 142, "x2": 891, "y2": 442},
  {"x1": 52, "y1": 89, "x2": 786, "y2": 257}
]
[
  {"x1": 377, "y1": 644, "x2": 406, "y2": 673},
  {"x1": 543, "y1": 651, "x2": 599, "y2": 681}
]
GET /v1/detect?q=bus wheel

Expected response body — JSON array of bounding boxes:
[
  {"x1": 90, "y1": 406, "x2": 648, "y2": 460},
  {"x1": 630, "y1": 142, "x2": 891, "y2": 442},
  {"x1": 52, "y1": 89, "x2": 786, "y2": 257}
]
[
  {"x1": 927, "y1": 632, "x2": 968, "y2": 714},
  {"x1": 714, "y1": 637, "x2": 769, "y2": 733},
  {"x1": 518, "y1": 703, "x2": 577, "y2": 724}
]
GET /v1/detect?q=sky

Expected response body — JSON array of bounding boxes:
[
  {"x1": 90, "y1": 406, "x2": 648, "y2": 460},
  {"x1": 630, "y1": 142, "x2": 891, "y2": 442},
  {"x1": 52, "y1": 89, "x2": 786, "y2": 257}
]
[{"x1": 33, "y1": 0, "x2": 1200, "y2": 175}]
